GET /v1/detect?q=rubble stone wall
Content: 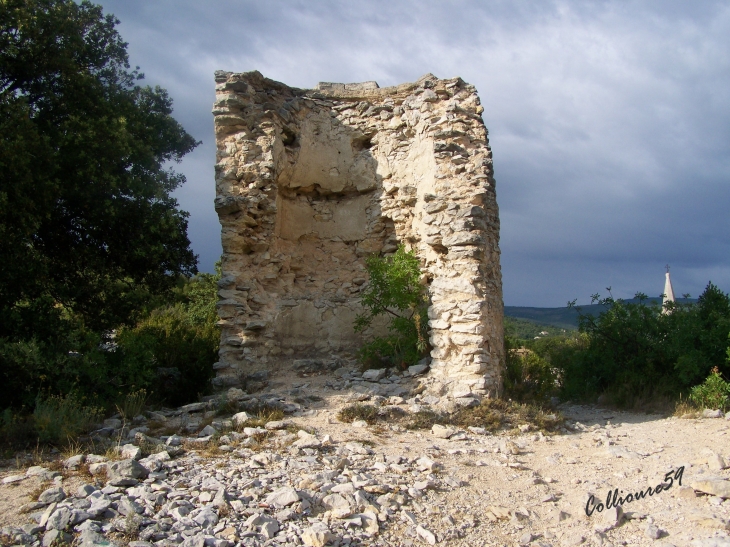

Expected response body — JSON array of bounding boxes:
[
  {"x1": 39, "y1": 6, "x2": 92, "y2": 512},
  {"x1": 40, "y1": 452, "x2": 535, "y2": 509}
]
[{"x1": 212, "y1": 70, "x2": 504, "y2": 400}]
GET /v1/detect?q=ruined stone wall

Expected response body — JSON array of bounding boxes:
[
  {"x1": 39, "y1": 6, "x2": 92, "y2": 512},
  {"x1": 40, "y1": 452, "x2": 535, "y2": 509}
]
[{"x1": 212, "y1": 70, "x2": 504, "y2": 401}]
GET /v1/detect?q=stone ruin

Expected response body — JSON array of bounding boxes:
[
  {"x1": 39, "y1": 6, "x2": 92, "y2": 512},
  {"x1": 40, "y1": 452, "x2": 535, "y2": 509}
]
[{"x1": 212, "y1": 70, "x2": 504, "y2": 402}]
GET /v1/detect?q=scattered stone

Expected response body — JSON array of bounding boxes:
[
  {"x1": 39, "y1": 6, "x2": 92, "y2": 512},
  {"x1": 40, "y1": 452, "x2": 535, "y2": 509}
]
[
  {"x1": 553, "y1": 508, "x2": 570, "y2": 522},
  {"x1": 431, "y1": 424, "x2": 456, "y2": 439},
  {"x1": 64, "y1": 454, "x2": 85, "y2": 468},
  {"x1": 362, "y1": 368, "x2": 387, "y2": 382},
  {"x1": 301, "y1": 527, "x2": 334, "y2": 547},
  {"x1": 106, "y1": 459, "x2": 149, "y2": 486},
  {"x1": 565, "y1": 533, "x2": 586, "y2": 546},
  {"x1": 180, "y1": 402, "x2": 207, "y2": 413},
  {"x1": 702, "y1": 409, "x2": 723, "y2": 418},
  {"x1": 677, "y1": 485, "x2": 697, "y2": 499},
  {"x1": 266, "y1": 486, "x2": 300, "y2": 507},
  {"x1": 519, "y1": 531, "x2": 535, "y2": 545},
  {"x1": 416, "y1": 524, "x2": 437, "y2": 544},
  {"x1": 644, "y1": 524, "x2": 663, "y2": 539},
  {"x1": 408, "y1": 364, "x2": 429, "y2": 376},
  {"x1": 165, "y1": 434, "x2": 183, "y2": 446},
  {"x1": 46, "y1": 506, "x2": 72, "y2": 530},
  {"x1": 322, "y1": 493, "x2": 352, "y2": 518},
  {"x1": 707, "y1": 452, "x2": 727, "y2": 471},
  {"x1": 42, "y1": 529, "x2": 72, "y2": 547},
  {"x1": 596, "y1": 506, "x2": 623, "y2": 532},
  {"x1": 26, "y1": 466, "x2": 49, "y2": 477},
  {"x1": 200, "y1": 424, "x2": 217, "y2": 436},
  {"x1": 38, "y1": 486, "x2": 66, "y2": 504},
  {"x1": 120, "y1": 444, "x2": 142, "y2": 460},
  {"x1": 499, "y1": 439, "x2": 520, "y2": 454},
  {"x1": 691, "y1": 478, "x2": 730, "y2": 499},
  {"x1": 265, "y1": 419, "x2": 290, "y2": 430},
  {"x1": 293, "y1": 430, "x2": 321, "y2": 448},
  {"x1": 1, "y1": 474, "x2": 25, "y2": 484}
]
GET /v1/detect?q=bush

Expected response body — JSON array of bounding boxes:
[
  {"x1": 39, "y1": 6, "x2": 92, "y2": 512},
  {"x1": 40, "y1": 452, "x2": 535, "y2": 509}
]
[
  {"x1": 689, "y1": 367, "x2": 730, "y2": 411},
  {"x1": 504, "y1": 339, "x2": 559, "y2": 402},
  {"x1": 354, "y1": 246, "x2": 429, "y2": 369},
  {"x1": 560, "y1": 283, "x2": 730, "y2": 407},
  {"x1": 114, "y1": 305, "x2": 218, "y2": 407},
  {"x1": 0, "y1": 269, "x2": 219, "y2": 433},
  {"x1": 32, "y1": 393, "x2": 102, "y2": 444}
]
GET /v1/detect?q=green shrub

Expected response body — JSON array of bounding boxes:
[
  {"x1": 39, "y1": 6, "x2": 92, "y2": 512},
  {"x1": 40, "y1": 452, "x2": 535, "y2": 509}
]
[
  {"x1": 354, "y1": 246, "x2": 428, "y2": 369},
  {"x1": 559, "y1": 284, "x2": 730, "y2": 407},
  {"x1": 114, "y1": 306, "x2": 218, "y2": 407},
  {"x1": 504, "y1": 340, "x2": 558, "y2": 402},
  {"x1": 689, "y1": 367, "x2": 730, "y2": 411},
  {"x1": 32, "y1": 393, "x2": 102, "y2": 444}
]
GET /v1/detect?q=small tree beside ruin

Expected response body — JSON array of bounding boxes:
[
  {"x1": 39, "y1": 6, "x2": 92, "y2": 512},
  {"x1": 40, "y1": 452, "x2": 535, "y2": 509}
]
[{"x1": 354, "y1": 247, "x2": 429, "y2": 369}]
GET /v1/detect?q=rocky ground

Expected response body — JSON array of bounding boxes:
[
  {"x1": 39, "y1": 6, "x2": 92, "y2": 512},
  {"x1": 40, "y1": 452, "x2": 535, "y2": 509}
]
[{"x1": 1, "y1": 366, "x2": 729, "y2": 547}]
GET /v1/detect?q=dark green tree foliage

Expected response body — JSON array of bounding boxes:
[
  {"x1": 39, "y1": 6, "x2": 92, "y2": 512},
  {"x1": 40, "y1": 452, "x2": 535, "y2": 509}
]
[
  {"x1": 561, "y1": 283, "x2": 730, "y2": 404},
  {"x1": 0, "y1": 0, "x2": 200, "y2": 410},
  {"x1": 0, "y1": 0, "x2": 198, "y2": 340},
  {"x1": 355, "y1": 247, "x2": 429, "y2": 369}
]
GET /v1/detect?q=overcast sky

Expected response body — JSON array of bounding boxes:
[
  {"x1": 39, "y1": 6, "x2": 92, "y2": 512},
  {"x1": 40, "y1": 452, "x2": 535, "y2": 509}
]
[{"x1": 95, "y1": 0, "x2": 730, "y2": 307}]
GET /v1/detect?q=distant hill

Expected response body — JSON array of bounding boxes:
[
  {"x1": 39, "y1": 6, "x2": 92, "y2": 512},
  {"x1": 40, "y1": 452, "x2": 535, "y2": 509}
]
[{"x1": 504, "y1": 297, "x2": 696, "y2": 331}]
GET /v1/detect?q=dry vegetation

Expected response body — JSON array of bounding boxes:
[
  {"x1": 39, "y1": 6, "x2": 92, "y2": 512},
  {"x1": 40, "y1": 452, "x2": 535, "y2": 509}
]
[{"x1": 337, "y1": 398, "x2": 565, "y2": 434}]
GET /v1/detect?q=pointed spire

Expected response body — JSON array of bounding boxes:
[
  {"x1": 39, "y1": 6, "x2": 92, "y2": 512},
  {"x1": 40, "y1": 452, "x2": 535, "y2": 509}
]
[{"x1": 662, "y1": 266, "x2": 675, "y2": 313}]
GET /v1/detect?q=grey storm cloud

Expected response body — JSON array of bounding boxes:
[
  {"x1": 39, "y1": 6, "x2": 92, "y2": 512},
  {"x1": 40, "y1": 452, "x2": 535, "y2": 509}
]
[{"x1": 95, "y1": 0, "x2": 730, "y2": 306}]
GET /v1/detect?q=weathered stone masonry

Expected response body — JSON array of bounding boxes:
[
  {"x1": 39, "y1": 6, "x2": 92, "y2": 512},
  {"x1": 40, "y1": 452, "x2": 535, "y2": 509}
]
[{"x1": 212, "y1": 70, "x2": 504, "y2": 401}]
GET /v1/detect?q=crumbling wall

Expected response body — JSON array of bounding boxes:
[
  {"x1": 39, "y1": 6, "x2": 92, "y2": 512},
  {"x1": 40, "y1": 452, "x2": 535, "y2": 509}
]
[{"x1": 212, "y1": 70, "x2": 504, "y2": 401}]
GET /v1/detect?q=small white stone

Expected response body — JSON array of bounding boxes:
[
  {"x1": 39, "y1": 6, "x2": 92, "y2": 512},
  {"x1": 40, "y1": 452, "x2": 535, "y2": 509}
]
[{"x1": 416, "y1": 524, "x2": 437, "y2": 544}]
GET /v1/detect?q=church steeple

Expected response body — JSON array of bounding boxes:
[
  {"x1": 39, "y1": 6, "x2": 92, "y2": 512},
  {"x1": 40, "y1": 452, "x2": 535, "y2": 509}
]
[{"x1": 662, "y1": 265, "x2": 675, "y2": 313}]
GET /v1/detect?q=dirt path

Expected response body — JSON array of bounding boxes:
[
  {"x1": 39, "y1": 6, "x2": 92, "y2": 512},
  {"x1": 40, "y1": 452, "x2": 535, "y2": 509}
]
[{"x1": 1, "y1": 387, "x2": 728, "y2": 547}]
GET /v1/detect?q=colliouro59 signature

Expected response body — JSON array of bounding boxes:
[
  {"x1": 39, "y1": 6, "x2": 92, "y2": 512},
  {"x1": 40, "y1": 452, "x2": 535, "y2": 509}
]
[{"x1": 585, "y1": 466, "x2": 684, "y2": 516}]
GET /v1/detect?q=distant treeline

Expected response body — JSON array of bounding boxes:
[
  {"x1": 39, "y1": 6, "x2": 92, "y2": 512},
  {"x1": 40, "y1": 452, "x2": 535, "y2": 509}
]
[{"x1": 505, "y1": 297, "x2": 696, "y2": 331}]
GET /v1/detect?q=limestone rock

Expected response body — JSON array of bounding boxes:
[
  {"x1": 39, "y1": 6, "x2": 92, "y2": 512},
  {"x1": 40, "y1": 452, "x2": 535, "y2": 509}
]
[
  {"x1": 266, "y1": 486, "x2": 300, "y2": 507},
  {"x1": 431, "y1": 424, "x2": 456, "y2": 439},
  {"x1": 416, "y1": 525, "x2": 437, "y2": 544},
  {"x1": 707, "y1": 452, "x2": 727, "y2": 471},
  {"x1": 42, "y1": 529, "x2": 72, "y2": 547},
  {"x1": 643, "y1": 524, "x2": 663, "y2": 539},
  {"x1": 596, "y1": 506, "x2": 623, "y2": 532},
  {"x1": 362, "y1": 369, "x2": 386, "y2": 382},
  {"x1": 106, "y1": 459, "x2": 148, "y2": 486},
  {"x1": 322, "y1": 493, "x2": 352, "y2": 517},
  {"x1": 691, "y1": 478, "x2": 730, "y2": 498},
  {"x1": 38, "y1": 486, "x2": 66, "y2": 504},
  {"x1": 120, "y1": 444, "x2": 142, "y2": 460},
  {"x1": 301, "y1": 527, "x2": 334, "y2": 547}
]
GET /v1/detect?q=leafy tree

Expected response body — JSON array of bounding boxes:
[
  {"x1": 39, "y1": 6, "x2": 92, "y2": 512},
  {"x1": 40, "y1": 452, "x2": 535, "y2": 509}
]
[
  {"x1": 180, "y1": 261, "x2": 222, "y2": 328},
  {"x1": 0, "y1": 0, "x2": 199, "y2": 342},
  {"x1": 561, "y1": 283, "x2": 730, "y2": 405},
  {"x1": 354, "y1": 246, "x2": 429, "y2": 369}
]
